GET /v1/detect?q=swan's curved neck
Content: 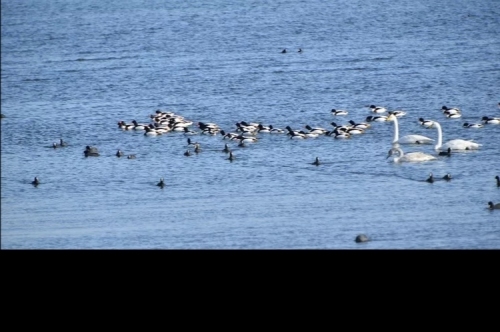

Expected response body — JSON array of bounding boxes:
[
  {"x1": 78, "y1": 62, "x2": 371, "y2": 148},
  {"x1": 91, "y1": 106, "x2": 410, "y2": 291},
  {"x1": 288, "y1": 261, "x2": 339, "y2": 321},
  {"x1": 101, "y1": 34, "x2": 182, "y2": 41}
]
[
  {"x1": 392, "y1": 116, "x2": 399, "y2": 143},
  {"x1": 433, "y1": 121, "x2": 443, "y2": 150}
]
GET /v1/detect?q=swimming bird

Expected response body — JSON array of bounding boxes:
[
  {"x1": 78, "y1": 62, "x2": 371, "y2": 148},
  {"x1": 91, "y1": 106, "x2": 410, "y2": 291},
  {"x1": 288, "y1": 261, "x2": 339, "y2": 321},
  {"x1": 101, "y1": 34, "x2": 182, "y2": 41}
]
[
  {"x1": 445, "y1": 113, "x2": 462, "y2": 119},
  {"x1": 366, "y1": 115, "x2": 388, "y2": 122},
  {"x1": 312, "y1": 157, "x2": 320, "y2": 166},
  {"x1": 368, "y1": 105, "x2": 387, "y2": 114},
  {"x1": 52, "y1": 142, "x2": 58, "y2": 149},
  {"x1": 387, "y1": 113, "x2": 434, "y2": 144},
  {"x1": 184, "y1": 150, "x2": 192, "y2": 156},
  {"x1": 441, "y1": 106, "x2": 461, "y2": 115},
  {"x1": 305, "y1": 125, "x2": 328, "y2": 135},
  {"x1": 183, "y1": 127, "x2": 198, "y2": 135},
  {"x1": 281, "y1": 49, "x2": 287, "y2": 53},
  {"x1": 116, "y1": 149, "x2": 124, "y2": 157},
  {"x1": 31, "y1": 177, "x2": 40, "y2": 186},
  {"x1": 331, "y1": 109, "x2": 349, "y2": 116},
  {"x1": 443, "y1": 173, "x2": 452, "y2": 181},
  {"x1": 59, "y1": 139, "x2": 68, "y2": 147},
  {"x1": 438, "y1": 147, "x2": 452, "y2": 156},
  {"x1": 194, "y1": 143, "x2": 201, "y2": 154},
  {"x1": 132, "y1": 120, "x2": 148, "y2": 130},
  {"x1": 348, "y1": 120, "x2": 370, "y2": 129},
  {"x1": 298, "y1": 48, "x2": 303, "y2": 53},
  {"x1": 462, "y1": 122, "x2": 483, "y2": 128},
  {"x1": 496, "y1": 175, "x2": 500, "y2": 187},
  {"x1": 84, "y1": 146, "x2": 99, "y2": 157},
  {"x1": 187, "y1": 138, "x2": 199, "y2": 146},
  {"x1": 222, "y1": 143, "x2": 231, "y2": 153},
  {"x1": 426, "y1": 173, "x2": 434, "y2": 183},
  {"x1": 228, "y1": 151, "x2": 235, "y2": 161},
  {"x1": 429, "y1": 120, "x2": 481, "y2": 151},
  {"x1": 389, "y1": 110, "x2": 407, "y2": 117},
  {"x1": 157, "y1": 178, "x2": 165, "y2": 188},
  {"x1": 419, "y1": 118, "x2": 434, "y2": 128},
  {"x1": 487, "y1": 201, "x2": 500, "y2": 210},
  {"x1": 481, "y1": 116, "x2": 500, "y2": 125},
  {"x1": 387, "y1": 146, "x2": 437, "y2": 163},
  {"x1": 127, "y1": 154, "x2": 136, "y2": 159}
]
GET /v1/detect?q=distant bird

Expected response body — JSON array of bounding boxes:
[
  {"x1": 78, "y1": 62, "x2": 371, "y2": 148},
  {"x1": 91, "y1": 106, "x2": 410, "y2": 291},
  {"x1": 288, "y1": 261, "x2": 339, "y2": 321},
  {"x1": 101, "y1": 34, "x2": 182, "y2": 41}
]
[
  {"x1": 331, "y1": 109, "x2": 348, "y2": 116},
  {"x1": 355, "y1": 234, "x2": 369, "y2": 243},
  {"x1": 187, "y1": 138, "x2": 198, "y2": 146},
  {"x1": 438, "y1": 147, "x2": 452, "y2": 157},
  {"x1": 116, "y1": 149, "x2": 124, "y2": 157},
  {"x1": 59, "y1": 139, "x2": 68, "y2": 147},
  {"x1": 481, "y1": 116, "x2": 500, "y2": 125},
  {"x1": 487, "y1": 201, "x2": 500, "y2": 210},
  {"x1": 496, "y1": 175, "x2": 500, "y2": 187},
  {"x1": 84, "y1": 145, "x2": 99, "y2": 157},
  {"x1": 194, "y1": 143, "x2": 201, "y2": 154},
  {"x1": 52, "y1": 142, "x2": 58, "y2": 149},
  {"x1": 222, "y1": 143, "x2": 231, "y2": 153},
  {"x1": 462, "y1": 122, "x2": 483, "y2": 128},
  {"x1": 281, "y1": 48, "x2": 287, "y2": 53},
  {"x1": 31, "y1": 177, "x2": 40, "y2": 186},
  {"x1": 426, "y1": 173, "x2": 434, "y2": 183},
  {"x1": 419, "y1": 117, "x2": 434, "y2": 128},
  {"x1": 127, "y1": 154, "x2": 136, "y2": 159},
  {"x1": 443, "y1": 173, "x2": 452, "y2": 181},
  {"x1": 228, "y1": 151, "x2": 235, "y2": 161},
  {"x1": 298, "y1": 48, "x2": 302, "y2": 53},
  {"x1": 157, "y1": 178, "x2": 165, "y2": 188},
  {"x1": 312, "y1": 157, "x2": 320, "y2": 166},
  {"x1": 368, "y1": 105, "x2": 387, "y2": 114},
  {"x1": 184, "y1": 150, "x2": 192, "y2": 157}
]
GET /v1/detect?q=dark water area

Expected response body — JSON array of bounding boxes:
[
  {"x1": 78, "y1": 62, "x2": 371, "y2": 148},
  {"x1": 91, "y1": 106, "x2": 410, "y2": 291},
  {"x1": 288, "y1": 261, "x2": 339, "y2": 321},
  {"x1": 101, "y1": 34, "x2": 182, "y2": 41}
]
[{"x1": 2, "y1": 0, "x2": 500, "y2": 249}]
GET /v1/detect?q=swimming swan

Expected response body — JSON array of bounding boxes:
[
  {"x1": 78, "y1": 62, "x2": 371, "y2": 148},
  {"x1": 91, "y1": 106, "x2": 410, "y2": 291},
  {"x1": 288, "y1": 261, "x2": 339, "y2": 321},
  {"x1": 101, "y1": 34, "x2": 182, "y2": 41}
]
[
  {"x1": 388, "y1": 113, "x2": 434, "y2": 144},
  {"x1": 430, "y1": 120, "x2": 481, "y2": 151},
  {"x1": 387, "y1": 147, "x2": 437, "y2": 163}
]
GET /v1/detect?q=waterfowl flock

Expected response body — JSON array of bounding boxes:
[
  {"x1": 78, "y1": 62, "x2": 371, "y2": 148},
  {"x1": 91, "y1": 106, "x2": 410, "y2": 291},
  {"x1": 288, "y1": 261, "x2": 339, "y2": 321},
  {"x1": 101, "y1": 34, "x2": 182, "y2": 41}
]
[{"x1": 33, "y1": 102, "x2": 499, "y2": 208}]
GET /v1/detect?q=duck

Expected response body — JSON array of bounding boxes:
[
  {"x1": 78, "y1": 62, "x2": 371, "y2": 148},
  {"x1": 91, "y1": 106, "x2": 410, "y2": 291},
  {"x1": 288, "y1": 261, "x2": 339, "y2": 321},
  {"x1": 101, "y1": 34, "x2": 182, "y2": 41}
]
[
  {"x1": 127, "y1": 154, "x2": 136, "y2": 159},
  {"x1": 487, "y1": 201, "x2": 500, "y2": 210},
  {"x1": 183, "y1": 127, "x2": 198, "y2": 135},
  {"x1": 52, "y1": 142, "x2": 58, "y2": 149},
  {"x1": 419, "y1": 118, "x2": 434, "y2": 128},
  {"x1": 345, "y1": 127, "x2": 364, "y2": 135},
  {"x1": 222, "y1": 143, "x2": 231, "y2": 153},
  {"x1": 118, "y1": 120, "x2": 134, "y2": 130},
  {"x1": 132, "y1": 120, "x2": 148, "y2": 130},
  {"x1": 438, "y1": 147, "x2": 452, "y2": 156},
  {"x1": 368, "y1": 105, "x2": 387, "y2": 114},
  {"x1": 59, "y1": 139, "x2": 68, "y2": 147},
  {"x1": 331, "y1": 109, "x2": 349, "y2": 116},
  {"x1": 219, "y1": 130, "x2": 240, "y2": 140},
  {"x1": 443, "y1": 173, "x2": 452, "y2": 181},
  {"x1": 157, "y1": 178, "x2": 165, "y2": 188},
  {"x1": 387, "y1": 146, "x2": 437, "y2": 163},
  {"x1": 429, "y1": 120, "x2": 481, "y2": 151},
  {"x1": 481, "y1": 116, "x2": 500, "y2": 125},
  {"x1": 462, "y1": 122, "x2": 483, "y2": 128},
  {"x1": 330, "y1": 129, "x2": 351, "y2": 139},
  {"x1": 330, "y1": 121, "x2": 350, "y2": 132},
  {"x1": 496, "y1": 175, "x2": 500, "y2": 187},
  {"x1": 31, "y1": 177, "x2": 40, "y2": 186},
  {"x1": 387, "y1": 113, "x2": 434, "y2": 144},
  {"x1": 311, "y1": 157, "x2": 320, "y2": 166},
  {"x1": 426, "y1": 173, "x2": 434, "y2": 183},
  {"x1": 236, "y1": 135, "x2": 258, "y2": 143},
  {"x1": 84, "y1": 146, "x2": 99, "y2": 157},
  {"x1": 187, "y1": 138, "x2": 199, "y2": 146},
  {"x1": 299, "y1": 130, "x2": 319, "y2": 138},
  {"x1": 257, "y1": 124, "x2": 272, "y2": 133},
  {"x1": 144, "y1": 126, "x2": 161, "y2": 136},
  {"x1": 389, "y1": 110, "x2": 407, "y2": 117},
  {"x1": 194, "y1": 143, "x2": 201, "y2": 153},
  {"x1": 269, "y1": 125, "x2": 285, "y2": 134},
  {"x1": 116, "y1": 149, "x2": 124, "y2": 157},
  {"x1": 184, "y1": 150, "x2": 192, "y2": 157},
  {"x1": 228, "y1": 151, "x2": 235, "y2": 161},
  {"x1": 441, "y1": 106, "x2": 461, "y2": 115},
  {"x1": 298, "y1": 48, "x2": 303, "y2": 53},
  {"x1": 366, "y1": 115, "x2": 388, "y2": 122},
  {"x1": 281, "y1": 48, "x2": 287, "y2": 53},
  {"x1": 348, "y1": 120, "x2": 371, "y2": 130},
  {"x1": 304, "y1": 125, "x2": 328, "y2": 135},
  {"x1": 285, "y1": 126, "x2": 306, "y2": 139}
]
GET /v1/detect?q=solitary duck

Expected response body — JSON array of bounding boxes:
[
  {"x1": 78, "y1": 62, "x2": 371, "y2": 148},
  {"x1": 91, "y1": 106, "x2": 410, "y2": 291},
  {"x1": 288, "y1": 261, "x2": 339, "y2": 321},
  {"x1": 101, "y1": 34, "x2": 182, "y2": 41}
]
[
  {"x1": 312, "y1": 157, "x2": 320, "y2": 166},
  {"x1": 426, "y1": 173, "x2": 434, "y2": 183},
  {"x1": 116, "y1": 149, "x2": 124, "y2": 157},
  {"x1": 84, "y1": 146, "x2": 99, "y2": 157},
  {"x1": 31, "y1": 177, "x2": 40, "y2": 186},
  {"x1": 157, "y1": 178, "x2": 165, "y2": 188},
  {"x1": 487, "y1": 201, "x2": 500, "y2": 210},
  {"x1": 443, "y1": 173, "x2": 452, "y2": 181},
  {"x1": 495, "y1": 175, "x2": 500, "y2": 187}
]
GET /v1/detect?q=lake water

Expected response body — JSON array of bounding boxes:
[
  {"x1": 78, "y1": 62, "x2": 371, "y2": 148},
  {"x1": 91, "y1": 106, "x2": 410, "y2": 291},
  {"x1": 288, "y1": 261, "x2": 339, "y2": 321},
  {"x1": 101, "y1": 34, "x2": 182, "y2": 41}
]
[{"x1": 1, "y1": 0, "x2": 499, "y2": 249}]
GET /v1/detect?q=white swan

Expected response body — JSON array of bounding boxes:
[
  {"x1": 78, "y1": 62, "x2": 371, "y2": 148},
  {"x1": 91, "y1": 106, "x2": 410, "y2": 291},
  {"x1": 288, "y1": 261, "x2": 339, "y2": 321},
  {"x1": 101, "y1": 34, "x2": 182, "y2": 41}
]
[
  {"x1": 430, "y1": 120, "x2": 481, "y2": 151},
  {"x1": 386, "y1": 146, "x2": 437, "y2": 163},
  {"x1": 388, "y1": 113, "x2": 434, "y2": 144}
]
